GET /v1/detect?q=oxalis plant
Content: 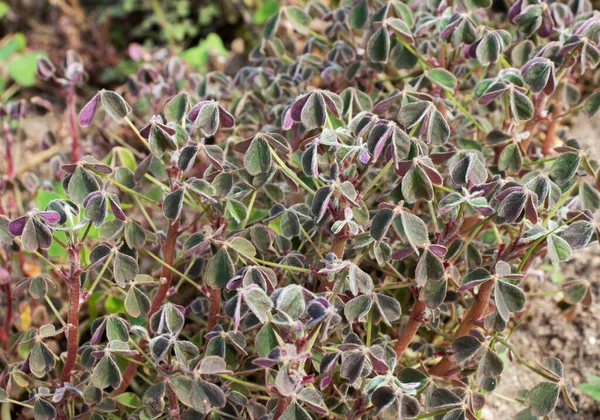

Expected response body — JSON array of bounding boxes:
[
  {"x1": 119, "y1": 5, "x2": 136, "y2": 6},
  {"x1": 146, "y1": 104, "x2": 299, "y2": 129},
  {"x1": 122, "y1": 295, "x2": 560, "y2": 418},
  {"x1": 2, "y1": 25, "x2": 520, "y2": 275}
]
[{"x1": 2, "y1": 1, "x2": 600, "y2": 419}]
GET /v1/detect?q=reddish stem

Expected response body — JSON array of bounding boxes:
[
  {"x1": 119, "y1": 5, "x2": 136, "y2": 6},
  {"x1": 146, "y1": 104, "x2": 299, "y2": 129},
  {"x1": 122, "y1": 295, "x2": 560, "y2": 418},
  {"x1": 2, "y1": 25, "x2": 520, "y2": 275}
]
[
  {"x1": 61, "y1": 261, "x2": 81, "y2": 383},
  {"x1": 166, "y1": 384, "x2": 181, "y2": 419},
  {"x1": 67, "y1": 86, "x2": 80, "y2": 163},
  {"x1": 273, "y1": 396, "x2": 292, "y2": 420},
  {"x1": 207, "y1": 287, "x2": 221, "y2": 332},
  {"x1": 116, "y1": 219, "x2": 180, "y2": 395},
  {"x1": 394, "y1": 299, "x2": 427, "y2": 359},
  {"x1": 429, "y1": 280, "x2": 494, "y2": 376},
  {"x1": 149, "y1": 220, "x2": 180, "y2": 316}
]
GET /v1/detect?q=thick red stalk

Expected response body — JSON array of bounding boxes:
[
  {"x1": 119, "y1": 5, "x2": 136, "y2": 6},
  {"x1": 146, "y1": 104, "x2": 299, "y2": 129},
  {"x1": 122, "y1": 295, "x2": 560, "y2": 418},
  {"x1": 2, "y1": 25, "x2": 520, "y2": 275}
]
[
  {"x1": 116, "y1": 219, "x2": 180, "y2": 395},
  {"x1": 429, "y1": 280, "x2": 494, "y2": 376},
  {"x1": 394, "y1": 299, "x2": 427, "y2": 359}
]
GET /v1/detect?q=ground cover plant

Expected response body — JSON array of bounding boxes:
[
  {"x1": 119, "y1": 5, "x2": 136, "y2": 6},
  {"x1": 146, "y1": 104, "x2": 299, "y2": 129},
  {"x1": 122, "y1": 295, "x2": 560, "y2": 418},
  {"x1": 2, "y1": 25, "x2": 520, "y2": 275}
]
[{"x1": 1, "y1": 0, "x2": 600, "y2": 419}]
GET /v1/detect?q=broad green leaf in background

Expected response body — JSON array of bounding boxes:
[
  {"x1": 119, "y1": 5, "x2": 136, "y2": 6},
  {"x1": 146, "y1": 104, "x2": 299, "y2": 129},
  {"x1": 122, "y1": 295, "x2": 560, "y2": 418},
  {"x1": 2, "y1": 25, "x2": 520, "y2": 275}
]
[{"x1": 180, "y1": 33, "x2": 228, "y2": 72}]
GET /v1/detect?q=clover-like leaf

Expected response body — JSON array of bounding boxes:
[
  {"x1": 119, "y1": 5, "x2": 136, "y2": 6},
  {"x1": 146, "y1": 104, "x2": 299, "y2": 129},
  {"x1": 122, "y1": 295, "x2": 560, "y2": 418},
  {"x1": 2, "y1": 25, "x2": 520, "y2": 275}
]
[{"x1": 526, "y1": 382, "x2": 560, "y2": 416}]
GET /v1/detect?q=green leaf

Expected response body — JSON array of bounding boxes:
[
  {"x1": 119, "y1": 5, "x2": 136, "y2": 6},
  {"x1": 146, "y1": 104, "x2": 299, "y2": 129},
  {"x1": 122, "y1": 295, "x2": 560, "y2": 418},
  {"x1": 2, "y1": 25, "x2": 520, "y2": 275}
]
[
  {"x1": 476, "y1": 32, "x2": 501, "y2": 65},
  {"x1": 165, "y1": 92, "x2": 189, "y2": 123},
  {"x1": 374, "y1": 293, "x2": 402, "y2": 325},
  {"x1": 114, "y1": 392, "x2": 142, "y2": 409},
  {"x1": 113, "y1": 252, "x2": 139, "y2": 287},
  {"x1": 229, "y1": 237, "x2": 256, "y2": 259},
  {"x1": 399, "y1": 211, "x2": 429, "y2": 253},
  {"x1": 254, "y1": 0, "x2": 279, "y2": 24},
  {"x1": 301, "y1": 92, "x2": 327, "y2": 130},
  {"x1": 226, "y1": 199, "x2": 248, "y2": 224},
  {"x1": 579, "y1": 375, "x2": 600, "y2": 402},
  {"x1": 29, "y1": 341, "x2": 55, "y2": 378},
  {"x1": 420, "y1": 277, "x2": 447, "y2": 309},
  {"x1": 68, "y1": 166, "x2": 100, "y2": 205},
  {"x1": 285, "y1": 6, "x2": 310, "y2": 35},
  {"x1": 480, "y1": 348, "x2": 504, "y2": 377},
  {"x1": 550, "y1": 153, "x2": 580, "y2": 185},
  {"x1": 8, "y1": 51, "x2": 45, "y2": 86},
  {"x1": 0, "y1": 215, "x2": 12, "y2": 244},
  {"x1": 370, "y1": 209, "x2": 394, "y2": 242},
  {"x1": 124, "y1": 286, "x2": 150, "y2": 318},
  {"x1": 181, "y1": 33, "x2": 228, "y2": 71},
  {"x1": 498, "y1": 143, "x2": 522, "y2": 173},
  {"x1": 560, "y1": 220, "x2": 594, "y2": 249},
  {"x1": 256, "y1": 324, "x2": 278, "y2": 357},
  {"x1": 99, "y1": 90, "x2": 131, "y2": 123},
  {"x1": 495, "y1": 280, "x2": 526, "y2": 321},
  {"x1": 106, "y1": 316, "x2": 129, "y2": 342},
  {"x1": 125, "y1": 220, "x2": 146, "y2": 249},
  {"x1": 510, "y1": 89, "x2": 534, "y2": 122},
  {"x1": 402, "y1": 164, "x2": 433, "y2": 203},
  {"x1": 349, "y1": 0, "x2": 368, "y2": 29},
  {"x1": 584, "y1": 90, "x2": 600, "y2": 117},
  {"x1": 93, "y1": 355, "x2": 122, "y2": 389},
  {"x1": 280, "y1": 210, "x2": 300, "y2": 238},
  {"x1": 387, "y1": 18, "x2": 414, "y2": 44},
  {"x1": 415, "y1": 250, "x2": 445, "y2": 286},
  {"x1": 428, "y1": 68, "x2": 457, "y2": 91},
  {"x1": 28, "y1": 276, "x2": 47, "y2": 299},
  {"x1": 526, "y1": 382, "x2": 560, "y2": 416},
  {"x1": 277, "y1": 285, "x2": 305, "y2": 319},
  {"x1": 143, "y1": 382, "x2": 166, "y2": 411},
  {"x1": 244, "y1": 137, "x2": 272, "y2": 176},
  {"x1": 164, "y1": 304, "x2": 185, "y2": 335},
  {"x1": 163, "y1": 188, "x2": 185, "y2": 220},
  {"x1": 547, "y1": 234, "x2": 572, "y2": 265},
  {"x1": 367, "y1": 26, "x2": 390, "y2": 63},
  {"x1": 452, "y1": 335, "x2": 483, "y2": 362},
  {"x1": 33, "y1": 398, "x2": 56, "y2": 420},
  {"x1": 579, "y1": 182, "x2": 600, "y2": 211},
  {"x1": 344, "y1": 294, "x2": 372, "y2": 323},
  {"x1": 205, "y1": 249, "x2": 234, "y2": 288},
  {"x1": 245, "y1": 287, "x2": 273, "y2": 323}
]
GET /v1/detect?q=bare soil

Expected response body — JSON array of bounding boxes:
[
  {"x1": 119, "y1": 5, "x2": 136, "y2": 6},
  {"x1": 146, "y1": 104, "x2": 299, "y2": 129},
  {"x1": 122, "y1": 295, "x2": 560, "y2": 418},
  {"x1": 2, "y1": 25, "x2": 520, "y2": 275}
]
[{"x1": 484, "y1": 115, "x2": 600, "y2": 419}]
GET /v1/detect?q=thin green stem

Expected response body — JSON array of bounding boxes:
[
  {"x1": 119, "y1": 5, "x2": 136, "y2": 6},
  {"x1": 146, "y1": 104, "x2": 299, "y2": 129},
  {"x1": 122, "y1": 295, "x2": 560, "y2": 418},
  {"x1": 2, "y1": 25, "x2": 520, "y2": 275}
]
[
  {"x1": 363, "y1": 159, "x2": 394, "y2": 199},
  {"x1": 553, "y1": 104, "x2": 584, "y2": 120},
  {"x1": 523, "y1": 156, "x2": 557, "y2": 167},
  {"x1": 374, "y1": 282, "x2": 417, "y2": 291},
  {"x1": 142, "y1": 248, "x2": 200, "y2": 289},
  {"x1": 94, "y1": 170, "x2": 158, "y2": 204},
  {"x1": 444, "y1": 89, "x2": 485, "y2": 133},
  {"x1": 543, "y1": 181, "x2": 579, "y2": 227},
  {"x1": 433, "y1": 183, "x2": 453, "y2": 193},
  {"x1": 88, "y1": 253, "x2": 114, "y2": 295},
  {"x1": 491, "y1": 392, "x2": 526, "y2": 406},
  {"x1": 494, "y1": 336, "x2": 559, "y2": 382},
  {"x1": 123, "y1": 116, "x2": 151, "y2": 151},
  {"x1": 299, "y1": 224, "x2": 324, "y2": 260},
  {"x1": 269, "y1": 146, "x2": 315, "y2": 195},
  {"x1": 241, "y1": 189, "x2": 257, "y2": 229},
  {"x1": 45, "y1": 296, "x2": 67, "y2": 327},
  {"x1": 251, "y1": 257, "x2": 310, "y2": 273},
  {"x1": 129, "y1": 338, "x2": 155, "y2": 366},
  {"x1": 134, "y1": 196, "x2": 157, "y2": 232},
  {"x1": 218, "y1": 374, "x2": 268, "y2": 392},
  {"x1": 7, "y1": 399, "x2": 34, "y2": 409}
]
